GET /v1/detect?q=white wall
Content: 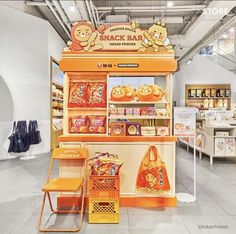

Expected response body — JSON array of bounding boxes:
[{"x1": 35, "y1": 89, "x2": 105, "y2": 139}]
[
  {"x1": 0, "y1": 4, "x2": 65, "y2": 159},
  {"x1": 175, "y1": 54, "x2": 236, "y2": 107}
]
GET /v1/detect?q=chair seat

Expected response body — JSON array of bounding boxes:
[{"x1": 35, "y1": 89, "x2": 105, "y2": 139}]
[{"x1": 42, "y1": 178, "x2": 84, "y2": 192}]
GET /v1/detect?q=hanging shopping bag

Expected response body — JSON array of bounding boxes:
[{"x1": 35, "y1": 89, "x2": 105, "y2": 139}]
[
  {"x1": 8, "y1": 121, "x2": 31, "y2": 153},
  {"x1": 28, "y1": 120, "x2": 41, "y2": 145},
  {"x1": 136, "y1": 145, "x2": 170, "y2": 193},
  {"x1": 8, "y1": 121, "x2": 18, "y2": 153}
]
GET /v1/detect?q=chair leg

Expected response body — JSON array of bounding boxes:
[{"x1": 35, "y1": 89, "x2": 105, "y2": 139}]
[
  {"x1": 74, "y1": 184, "x2": 85, "y2": 232},
  {"x1": 38, "y1": 192, "x2": 47, "y2": 232},
  {"x1": 47, "y1": 192, "x2": 58, "y2": 213}
]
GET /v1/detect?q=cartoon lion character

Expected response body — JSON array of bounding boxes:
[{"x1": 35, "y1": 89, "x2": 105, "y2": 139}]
[
  {"x1": 137, "y1": 84, "x2": 165, "y2": 102},
  {"x1": 111, "y1": 86, "x2": 135, "y2": 102},
  {"x1": 139, "y1": 22, "x2": 173, "y2": 52},
  {"x1": 66, "y1": 21, "x2": 102, "y2": 52}
]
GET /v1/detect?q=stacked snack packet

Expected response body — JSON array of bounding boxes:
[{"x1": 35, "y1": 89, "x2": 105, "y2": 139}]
[{"x1": 88, "y1": 152, "x2": 123, "y2": 176}]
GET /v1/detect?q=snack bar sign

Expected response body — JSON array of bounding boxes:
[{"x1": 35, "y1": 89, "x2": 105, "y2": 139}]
[
  {"x1": 174, "y1": 107, "x2": 197, "y2": 136},
  {"x1": 98, "y1": 25, "x2": 143, "y2": 50},
  {"x1": 65, "y1": 21, "x2": 173, "y2": 52}
]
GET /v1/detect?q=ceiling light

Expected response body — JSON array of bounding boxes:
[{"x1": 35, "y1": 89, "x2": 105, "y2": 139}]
[
  {"x1": 186, "y1": 59, "x2": 192, "y2": 65},
  {"x1": 69, "y1": 6, "x2": 75, "y2": 12},
  {"x1": 229, "y1": 27, "x2": 234, "y2": 33},
  {"x1": 167, "y1": 1, "x2": 174, "y2": 7},
  {"x1": 222, "y1": 34, "x2": 228, "y2": 39}
]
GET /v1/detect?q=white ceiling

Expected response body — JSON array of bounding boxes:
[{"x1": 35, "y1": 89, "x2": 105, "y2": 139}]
[{"x1": 20, "y1": 0, "x2": 236, "y2": 61}]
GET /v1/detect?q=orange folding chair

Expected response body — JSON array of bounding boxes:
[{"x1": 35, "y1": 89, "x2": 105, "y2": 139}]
[{"x1": 38, "y1": 148, "x2": 87, "y2": 232}]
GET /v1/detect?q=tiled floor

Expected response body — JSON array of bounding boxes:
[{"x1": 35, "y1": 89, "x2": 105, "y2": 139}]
[{"x1": 0, "y1": 145, "x2": 236, "y2": 234}]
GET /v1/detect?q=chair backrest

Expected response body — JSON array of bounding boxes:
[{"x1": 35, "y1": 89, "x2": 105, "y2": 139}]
[
  {"x1": 46, "y1": 148, "x2": 88, "y2": 182},
  {"x1": 52, "y1": 148, "x2": 87, "y2": 160}
]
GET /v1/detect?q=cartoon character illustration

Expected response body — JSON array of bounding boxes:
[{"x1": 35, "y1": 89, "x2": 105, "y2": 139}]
[
  {"x1": 139, "y1": 22, "x2": 173, "y2": 52},
  {"x1": 137, "y1": 84, "x2": 165, "y2": 102},
  {"x1": 110, "y1": 86, "x2": 135, "y2": 102},
  {"x1": 66, "y1": 21, "x2": 103, "y2": 52}
]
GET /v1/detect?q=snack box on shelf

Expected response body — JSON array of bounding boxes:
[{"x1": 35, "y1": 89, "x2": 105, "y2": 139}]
[
  {"x1": 141, "y1": 127, "x2": 156, "y2": 136},
  {"x1": 110, "y1": 122, "x2": 126, "y2": 136},
  {"x1": 126, "y1": 122, "x2": 141, "y2": 136}
]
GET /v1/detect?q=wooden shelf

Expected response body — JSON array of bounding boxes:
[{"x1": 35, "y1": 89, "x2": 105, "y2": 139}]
[
  {"x1": 53, "y1": 106, "x2": 63, "y2": 109},
  {"x1": 214, "y1": 136, "x2": 236, "y2": 138},
  {"x1": 52, "y1": 129, "x2": 63, "y2": 133},
  {"x1": 52, "y1": 81, "x2": 63, "y2": 89},
  {"x1": 109, "y1": 101, "x2": 169, "y2": 105},
  {"x1": 52, "y1": 97, "x2": 63, "y2": 102},
  {"x1": 108, "y1": 116, "x2": 170, "y2": 120},
  {"x1": 53, "y1": 115, "x2": 63, "y2": 118},
  {"x1": 187, "y1": 97, "x2": 231, "y2": 100}
]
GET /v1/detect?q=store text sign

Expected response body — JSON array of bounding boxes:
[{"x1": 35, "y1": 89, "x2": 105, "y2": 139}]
[
  {"x1": 98, "y1": 25, "x2": 143, "y2": 50},
  {"x1": 174, "y1": 107, "x2": 197, "y2": 136}
]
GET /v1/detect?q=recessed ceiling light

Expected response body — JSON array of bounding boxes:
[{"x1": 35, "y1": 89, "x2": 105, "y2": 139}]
[
  {"x1": 229, "y1": 27, "x2": 234, "y2": 33},
  {"x1": 69, "y1": 6, "x2": 75, "y2": 12},
  {"x1": 222, "y1": 34, "x2": 228, "y2": 39},
  {"x1": 167, "y1": 1, "x2": 174, "y2": 7}
]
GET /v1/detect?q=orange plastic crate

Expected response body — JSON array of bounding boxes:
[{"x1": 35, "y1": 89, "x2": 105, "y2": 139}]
[
  {"x1": 89, "y1": 175, "x2": 120, "y2": 199},
  {"x1": 88, "y1": 198, "x2": 119, "y2": 223}
]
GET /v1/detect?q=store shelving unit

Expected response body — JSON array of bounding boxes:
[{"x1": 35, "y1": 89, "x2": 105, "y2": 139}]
[
  {"x1": 185, "y1": 84, "x2": 231, "y2": 110},
  {"x1": 50, "y1": 57, "x2": 64, "y2": 150},
  {"x1": 180, "y1": 123, "x2": 236, "y2": 164},
  {"x1": 107, "y1": 74, "x2": 172, "y2": 135},
  {"x1": 63, "y1": 72, "x2": 108, "y2": 136}
]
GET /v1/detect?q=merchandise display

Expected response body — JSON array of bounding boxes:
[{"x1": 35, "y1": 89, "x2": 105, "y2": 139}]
[
  {"x1": 58, "y1": 20, "x2": 177, "y2": 209},
  {"x1": 2, "y1": 2, "x2": 236, "y2": 233},
  {"x1": 185, "y1": 84, "x2": 231, "y2": 110},
  {"x1": 51, "y1": 57, "x2": 64, "y2": 149}
]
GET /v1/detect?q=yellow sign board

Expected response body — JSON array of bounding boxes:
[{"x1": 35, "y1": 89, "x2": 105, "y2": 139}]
[{"x1": 65, "y1": 21, "x2": 173, "y2": 53}]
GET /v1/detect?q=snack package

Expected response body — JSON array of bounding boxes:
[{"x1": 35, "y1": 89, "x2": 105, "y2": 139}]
[
  {"x1": 125, "y1": 108, "x2": 133, "y2": 116},
  {"x1": 156, "y1": 127, "x2": 169, "y2": 136},
  {"x1": 88, "y1": 152, "x2": 123, "y2": 176},
  {"x1": 68, "y1": 82, "x2": 89, "y2": 107},
  {"x1": 109, "y1": 107, "x2": 117, "y2": 116},
  {"x1": 70, "y1": 116, "x2": 89, "y2": 133},
  {"x1": 126, "y1": 122, "x2": 141, "y2": 136},
  {"x1": 133, "y1": 108, "x2": 140, "y2": 116},
  {"x1": 88, "y1": 82, "x2": 107, "y2": 107},
  {"x1": 140, "y1": 107, "x2": 155, "y2": 116},
  {"x1": 117, "y1": 108, "x2": 125, "y2": 116},
  {"x1": 110, "y1": 122, "x2": 126, "y2": 136},
  {"x1": 88, "y1": 116, "x2": 106, "y2": 133},
  {"x1": 156, "y1": 109, "x2": 169, "y2": 117}
]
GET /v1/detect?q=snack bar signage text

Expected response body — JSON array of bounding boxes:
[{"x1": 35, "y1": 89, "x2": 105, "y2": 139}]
[{"x1": 65, "y1": 21, "x2": 173, "y2": 53}]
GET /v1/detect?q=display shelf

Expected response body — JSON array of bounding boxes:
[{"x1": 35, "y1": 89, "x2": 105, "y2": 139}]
[
  {"x1": 52, "y1": 97, "x2": 63, "y2": 102},
  {"x1": 52, "y1": 129, "x2": 63, "y2": 133},
  {"x1": 185, "y1": 84, "x2": 231, "y2": 110},
  {"x1": 188, "y1": 97, "x2": 231, "y2": 100},
  {"x1": 52, "y1": 106, "x2": 63, "y2": 109},
  {"x1": 53, "y1": 115, "x2": 63, "y2": 118},
  {"x1": 108, "y1": 116, "x2": 170, "y2": 120},
  {"x1": 52, "y1": 81, "x2": 63, "y2": 89},
  {"x1": 108, "y1": 101, "x2": 169, "y2": 105},
  {"x1": 213, "y1": 136, "x2": 236, "y2": 138}
]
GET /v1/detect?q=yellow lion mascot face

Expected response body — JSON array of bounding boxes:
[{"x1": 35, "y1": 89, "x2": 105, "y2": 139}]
[{"x1": 147, "y1": 23, "x2": 168, "y2": 46}]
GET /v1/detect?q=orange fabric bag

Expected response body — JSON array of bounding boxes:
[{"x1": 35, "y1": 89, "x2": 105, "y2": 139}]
[{"x1": 136, "y1": 145, "x2": 170, "y2": 193}]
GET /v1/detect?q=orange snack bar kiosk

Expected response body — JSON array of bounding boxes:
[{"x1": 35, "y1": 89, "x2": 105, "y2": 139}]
[{"x1": 58, "y1": 21, "x2": 177, "y2": 207}]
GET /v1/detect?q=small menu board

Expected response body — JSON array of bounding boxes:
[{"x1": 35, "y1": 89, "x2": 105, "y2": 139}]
[{"x1": 174, "y1": 107, "x2": 197, "y2": 136}]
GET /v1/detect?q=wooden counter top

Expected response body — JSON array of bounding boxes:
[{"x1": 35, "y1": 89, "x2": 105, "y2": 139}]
[{"x1": 58, "y1": 135, "x2": 177, "y2": 142}]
